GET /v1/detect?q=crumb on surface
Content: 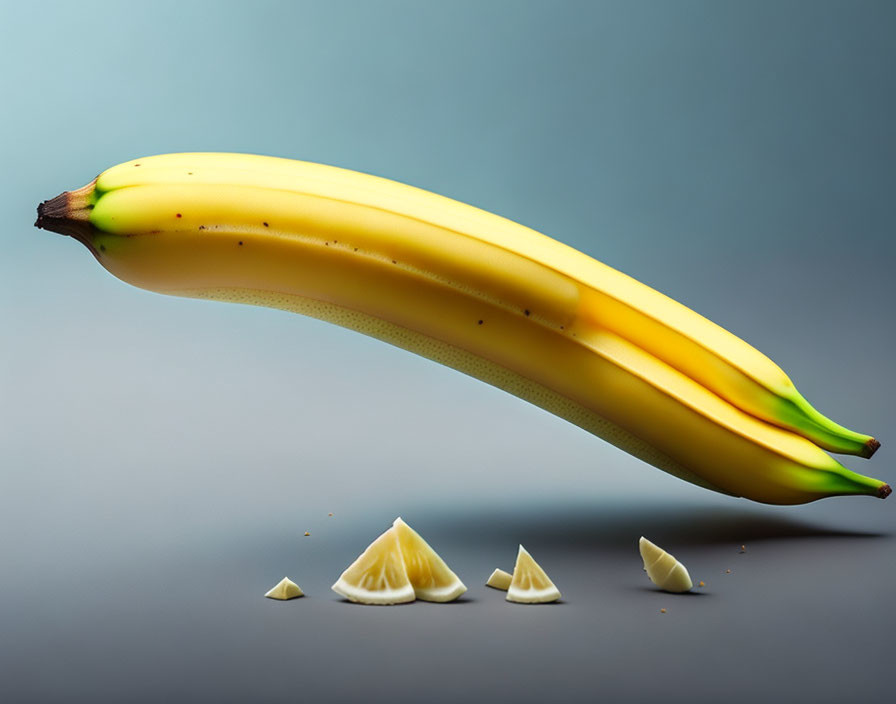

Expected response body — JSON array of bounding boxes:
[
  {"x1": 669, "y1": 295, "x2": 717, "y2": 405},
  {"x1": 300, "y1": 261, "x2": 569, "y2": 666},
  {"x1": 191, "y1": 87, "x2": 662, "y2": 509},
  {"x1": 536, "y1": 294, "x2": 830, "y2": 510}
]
[
  {"x1": 304, "y1": 531, "x2": 311, "y2": 536},
  {"x1": 660, "y1": 608, "x2": 666, "y2": 613},
  {"x1": 726, "y1": 569, "x2": 731, "y2": 574},
  {"x1": 328, "y1": 512, "x2": 334, "y2": 517},
  {"x1": 698, "y1": 581, "x2": 705, "y2": 587}
]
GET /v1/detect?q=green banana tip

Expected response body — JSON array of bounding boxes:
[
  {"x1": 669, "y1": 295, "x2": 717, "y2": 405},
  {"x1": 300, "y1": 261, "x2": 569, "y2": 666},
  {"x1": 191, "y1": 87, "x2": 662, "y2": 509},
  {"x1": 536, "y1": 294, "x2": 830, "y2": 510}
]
[{"x1": 878, "y1": 483, "x2": 891, "y2": 499}]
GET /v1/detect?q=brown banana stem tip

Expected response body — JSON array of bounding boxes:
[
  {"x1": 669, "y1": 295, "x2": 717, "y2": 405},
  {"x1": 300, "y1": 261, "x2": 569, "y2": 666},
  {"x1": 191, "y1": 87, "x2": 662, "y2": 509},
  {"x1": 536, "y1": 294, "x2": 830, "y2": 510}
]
[
  {"x1": 35, "y1": 191, "x2": 70, "y2": 227},
  {"x1": 35, "y1": 179, "x2": 99, "y2": 254},
  {"x1": 878, "y1": 484, "x2": 891, "y2": 500},
  {"x1": 863, "y1": 438, "x2": 881, "y2": 459}
]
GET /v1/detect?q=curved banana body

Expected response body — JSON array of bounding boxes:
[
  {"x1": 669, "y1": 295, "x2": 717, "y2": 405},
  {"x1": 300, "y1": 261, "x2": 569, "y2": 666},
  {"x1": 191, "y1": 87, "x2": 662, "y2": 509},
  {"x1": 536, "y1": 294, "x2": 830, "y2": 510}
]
[{"x1": 35, "y1": 153, "x2": 887, "y2": 504}]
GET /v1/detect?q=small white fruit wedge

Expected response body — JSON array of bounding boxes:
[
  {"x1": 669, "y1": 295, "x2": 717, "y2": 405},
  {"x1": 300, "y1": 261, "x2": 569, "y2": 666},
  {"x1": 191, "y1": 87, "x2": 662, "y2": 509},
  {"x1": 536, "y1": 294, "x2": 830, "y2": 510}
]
[
  {"x1": 486, "y1": 568, "x2": 513, "y2": 591},
  {"x1": 392, "y1": 517, "x2": 466, "y2": 602},
  {"x1": 507, "y1": 545, "x2": 561, "y2": 604},
  {"x1": 639, "y1": 537, "x2": 693, "y2": 593},
  {"x1": 331, "y1": 527, "x2": 416, "y2": 605},
  {"x1": 264, "y1": 577, "x2": 304, "y2": 600}
]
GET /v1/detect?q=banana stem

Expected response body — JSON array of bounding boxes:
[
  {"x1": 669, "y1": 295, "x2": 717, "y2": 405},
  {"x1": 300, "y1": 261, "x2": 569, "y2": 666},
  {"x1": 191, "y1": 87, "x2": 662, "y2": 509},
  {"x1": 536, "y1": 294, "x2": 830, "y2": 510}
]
[{"x1": 35, "y1": 179, "x2": 98, "y2": 253}]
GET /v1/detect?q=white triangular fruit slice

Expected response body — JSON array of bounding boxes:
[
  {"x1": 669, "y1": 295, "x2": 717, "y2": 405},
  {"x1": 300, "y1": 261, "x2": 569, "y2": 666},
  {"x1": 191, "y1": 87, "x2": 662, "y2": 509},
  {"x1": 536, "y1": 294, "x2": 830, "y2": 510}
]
[
  {"x1": 331, "y1": 526, "x2": 416, "y2": 605},
  {"x1": 639, "y1": 537, "x2": 693, "y2": 593},
  {"x1": 486, "y1": 568, "x2": 513, "y2": 591},
  {"x1": 507, "y1": 545, "x2": 561, "y2": 603},
  {"x1": 264, "y1": 576, "x2": 304, "y2": 600},
  {"x1": 392, "y1": 517, "x2": 467, "y2": 602}
]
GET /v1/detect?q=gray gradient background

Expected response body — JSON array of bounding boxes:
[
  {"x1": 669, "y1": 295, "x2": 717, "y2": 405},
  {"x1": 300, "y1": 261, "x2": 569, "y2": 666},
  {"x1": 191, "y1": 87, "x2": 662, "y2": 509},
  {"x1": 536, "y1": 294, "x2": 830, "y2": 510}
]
[{"x1": 1, "y1": 1, "x2": 894, "y2": 702}]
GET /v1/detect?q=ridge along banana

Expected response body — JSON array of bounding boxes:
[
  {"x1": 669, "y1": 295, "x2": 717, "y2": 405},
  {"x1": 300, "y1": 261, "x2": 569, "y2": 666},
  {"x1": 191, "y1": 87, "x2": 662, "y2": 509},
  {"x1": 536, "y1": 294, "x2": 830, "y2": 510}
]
[{"x1": 35, "y1": 153, "x2": 888, "y2": 504}]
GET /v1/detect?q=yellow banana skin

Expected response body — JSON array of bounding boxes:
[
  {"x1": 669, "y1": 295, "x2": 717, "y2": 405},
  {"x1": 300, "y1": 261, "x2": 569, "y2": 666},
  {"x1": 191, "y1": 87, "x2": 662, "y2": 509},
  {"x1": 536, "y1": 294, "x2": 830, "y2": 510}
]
[{"x1": 35, "y1": 153, "x2": 888, "y2": 504}]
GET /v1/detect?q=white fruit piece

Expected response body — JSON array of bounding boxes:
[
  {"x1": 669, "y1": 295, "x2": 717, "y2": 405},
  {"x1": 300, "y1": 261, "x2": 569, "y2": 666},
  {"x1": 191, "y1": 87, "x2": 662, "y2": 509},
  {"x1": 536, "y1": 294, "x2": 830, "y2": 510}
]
[
  {"x1": 264, "y1": 576, "x2": 304, "y2": 600},
  {"x1": 639, "y1": 537, "x2": 693, "y2": 593},
  {"x1": 506, "y1": 545, "x2": 561, "y2": 604},
  {"x1": 392, "y1": 518, "x2": 466, "y2": 602},
  {"x1": 485, "y1": 568, "x2": 513, "y2": 591},
  {"x1": 331, "y1": 527, "x2": 415, "y2": 605}
]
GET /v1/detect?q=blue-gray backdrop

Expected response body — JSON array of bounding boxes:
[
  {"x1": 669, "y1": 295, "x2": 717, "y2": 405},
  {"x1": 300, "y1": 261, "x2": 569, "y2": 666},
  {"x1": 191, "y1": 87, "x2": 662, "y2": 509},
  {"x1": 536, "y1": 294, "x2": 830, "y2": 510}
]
[{"x1": 1, "y1": 2, "x2": 893, "y2": 702}]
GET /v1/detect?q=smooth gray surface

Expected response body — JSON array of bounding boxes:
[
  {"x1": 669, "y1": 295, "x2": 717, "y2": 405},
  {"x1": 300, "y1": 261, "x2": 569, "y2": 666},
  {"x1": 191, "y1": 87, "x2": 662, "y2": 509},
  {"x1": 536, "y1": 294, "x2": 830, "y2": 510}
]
[
  {"x1": 2, "y1": 498, "x2": 893, "y2": 703},
  {"x1": 2, "y1": 2, "x2": 894, "y2": 702}
]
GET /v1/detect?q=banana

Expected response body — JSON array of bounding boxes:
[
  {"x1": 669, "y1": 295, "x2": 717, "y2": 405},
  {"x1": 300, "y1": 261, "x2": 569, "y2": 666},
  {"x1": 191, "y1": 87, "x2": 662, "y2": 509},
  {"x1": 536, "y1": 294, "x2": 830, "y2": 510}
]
[{"x1": 35, "y1": 153, "x2": 888, "y2": 504}]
